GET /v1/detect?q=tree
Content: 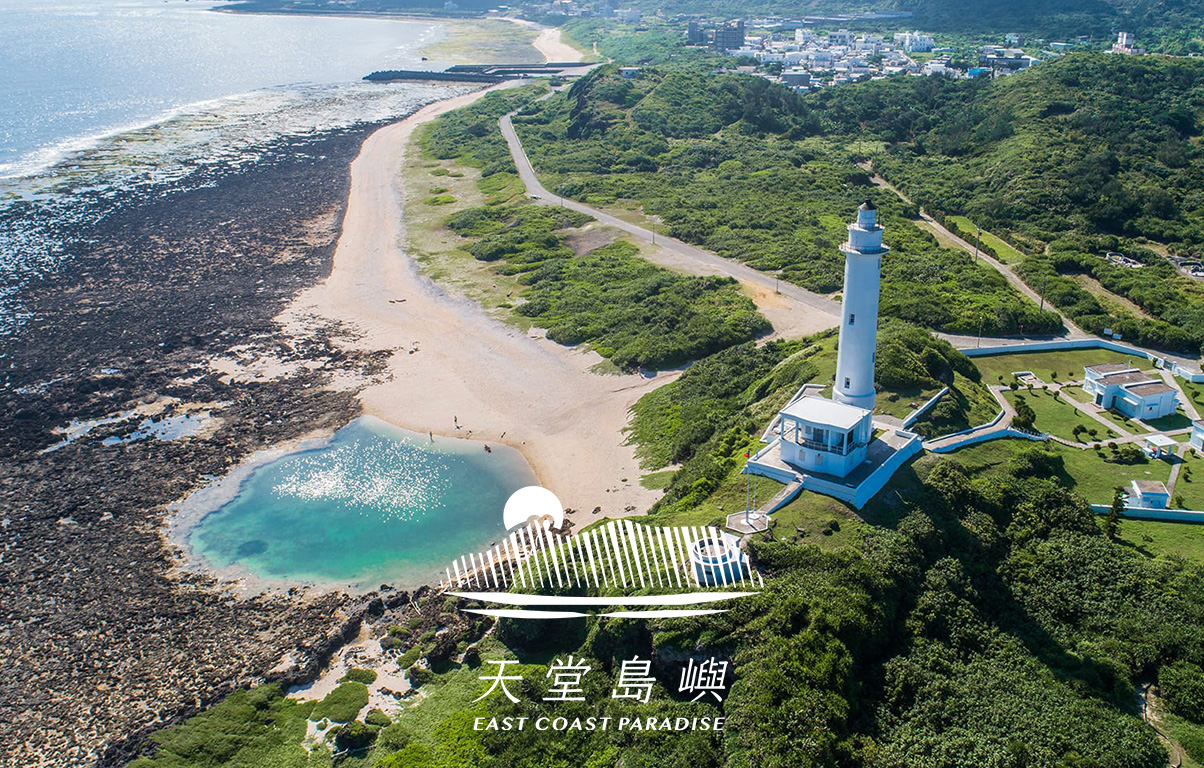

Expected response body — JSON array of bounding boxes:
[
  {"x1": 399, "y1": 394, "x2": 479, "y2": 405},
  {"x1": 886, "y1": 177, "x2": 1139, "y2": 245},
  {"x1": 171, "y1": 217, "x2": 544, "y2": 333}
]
[
  {"x1": 1115, "y1": 443, "x2": 1144, "y2": 464},
  {"x1": 1012, "y1": 396, "x2": 1037, "y2": 431},
  {"x1": 1105, "y1": 486, "x2": 1126, "y2": 540}
]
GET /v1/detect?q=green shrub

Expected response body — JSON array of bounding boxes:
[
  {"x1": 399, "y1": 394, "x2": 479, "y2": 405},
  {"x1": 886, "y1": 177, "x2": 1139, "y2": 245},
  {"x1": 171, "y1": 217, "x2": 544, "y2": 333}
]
[
  {"x1": 397, "y1": 647, "x2": 422, "y2": 669},
  {"x1": 1163, "y1": 661, "x2": 1204, "y2": 722},
  {"x1": 340, "y1": 668, "x2": 377, "y2": 685},
  {"x1": 365, "y1": 708, "x2": 393, "y2": 728},
  {"x1": 310, "y1": 682, "x2": 368, "y2": 723},
  {"x1": 1114, "y1": 443, "x2": 1145, "y2": 464},
  {"x1": 333, "y1": 720, "x2": 377, "y2": 752},
  {"x1": 408, "y1": 666, "x2": 434, "y2": 687}
]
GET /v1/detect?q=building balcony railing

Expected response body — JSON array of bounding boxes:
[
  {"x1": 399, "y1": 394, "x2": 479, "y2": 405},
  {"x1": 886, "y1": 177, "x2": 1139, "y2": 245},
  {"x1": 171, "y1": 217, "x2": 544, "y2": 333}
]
[{"x1": 792, "y1": 437, "x2": 867, "y2": 456}]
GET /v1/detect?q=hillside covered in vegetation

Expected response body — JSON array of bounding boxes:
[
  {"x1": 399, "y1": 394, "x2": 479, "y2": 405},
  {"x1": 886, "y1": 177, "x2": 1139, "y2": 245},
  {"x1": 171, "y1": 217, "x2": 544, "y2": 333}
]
[
  {"x1": 817, "y1": 54, "x2": 1204, "y2": 353},
  {"x1": 512, "y1": 66, "x2": 1064, "y2": 339}
]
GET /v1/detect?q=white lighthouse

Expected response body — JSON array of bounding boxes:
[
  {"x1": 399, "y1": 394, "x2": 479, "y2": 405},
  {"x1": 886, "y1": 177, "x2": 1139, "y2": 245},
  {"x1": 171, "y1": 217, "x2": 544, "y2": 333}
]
[
  {"x1": 832, "y1": 200, "x2": 887, "y2": 411},
  {"x1": 743, "y1": 200, "x2": 924, "y2": 510}
]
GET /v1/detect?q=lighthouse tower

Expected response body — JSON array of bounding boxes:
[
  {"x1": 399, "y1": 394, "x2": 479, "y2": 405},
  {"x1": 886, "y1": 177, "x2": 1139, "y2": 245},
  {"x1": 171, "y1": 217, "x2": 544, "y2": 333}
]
[{"x1": 832, "y1": 200, "x2": 888, "y2": 411}]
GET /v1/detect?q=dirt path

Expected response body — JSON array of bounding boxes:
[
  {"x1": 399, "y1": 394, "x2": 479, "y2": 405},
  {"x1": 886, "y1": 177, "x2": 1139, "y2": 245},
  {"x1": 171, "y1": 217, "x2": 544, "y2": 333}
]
[
  {"x1": 857, "y1": 161, "x2": 1090, "y2": 339},
  {"x1": 500, "y1": 112, "x2": 842, "y2": 338}
]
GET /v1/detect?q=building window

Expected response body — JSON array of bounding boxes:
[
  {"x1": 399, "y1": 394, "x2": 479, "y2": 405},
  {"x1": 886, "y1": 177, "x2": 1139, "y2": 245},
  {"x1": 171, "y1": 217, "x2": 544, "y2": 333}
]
[
  {"x1": 844, "y1": 377, "x2": 851, "y2": 389},
  {"x1": 848, "y1": 313, "x2": 855, "y2": 325}
]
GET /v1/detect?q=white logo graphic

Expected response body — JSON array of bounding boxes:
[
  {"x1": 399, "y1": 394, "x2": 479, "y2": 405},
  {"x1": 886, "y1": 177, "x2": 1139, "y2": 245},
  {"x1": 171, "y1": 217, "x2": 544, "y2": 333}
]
[{"x1": 442, "y1": 487, "x2": 762, "y2": 619}]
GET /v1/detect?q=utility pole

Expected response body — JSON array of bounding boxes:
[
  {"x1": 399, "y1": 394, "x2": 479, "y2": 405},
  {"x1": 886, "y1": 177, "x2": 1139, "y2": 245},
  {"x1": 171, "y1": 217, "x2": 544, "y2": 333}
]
[
  {"x1": 974, "y1": 227, "x2": 981, "y2": 261},
  {"x1": 1040, "y1": 273, "x2": 1048, "y2": 312},
  {"x1": 744, "y1": 462, "x2": 751, "y2": 527}
]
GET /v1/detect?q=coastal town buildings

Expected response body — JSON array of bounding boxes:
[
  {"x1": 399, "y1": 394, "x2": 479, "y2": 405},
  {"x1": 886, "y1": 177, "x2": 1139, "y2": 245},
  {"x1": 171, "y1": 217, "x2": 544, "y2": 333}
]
[
  {"x1": 1191, "y1": 420, "x2": 1204, "y2": 451},
  {"x1": 1082, "y1": 363, "x2": 1180, "y2": 420}
]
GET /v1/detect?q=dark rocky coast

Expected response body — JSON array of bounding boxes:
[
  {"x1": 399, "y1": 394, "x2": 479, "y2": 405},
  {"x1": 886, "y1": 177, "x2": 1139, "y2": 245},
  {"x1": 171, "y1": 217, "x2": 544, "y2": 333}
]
[{"x1": 0, "y1": 125, "x2": 400, "y2": 766}]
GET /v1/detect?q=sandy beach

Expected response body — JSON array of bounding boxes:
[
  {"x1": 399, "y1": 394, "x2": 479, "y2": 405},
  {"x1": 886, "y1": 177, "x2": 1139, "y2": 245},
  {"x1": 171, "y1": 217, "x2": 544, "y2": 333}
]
[{"x1": 283, "y1": 29, "x2": 665, "y2": 524}]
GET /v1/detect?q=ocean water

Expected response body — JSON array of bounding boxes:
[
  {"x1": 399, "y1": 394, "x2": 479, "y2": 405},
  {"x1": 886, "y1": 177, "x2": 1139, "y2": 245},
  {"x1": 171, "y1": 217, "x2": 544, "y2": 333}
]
[
  {"x1": 0, "y1": 0, "x2": 474, "y2": 335},
  {"x1": 190, "y1": 417, "x2": 538, "y2": 590},
  {"x1": 0, "y1": 0, "x2": 449, "y2": 176}
]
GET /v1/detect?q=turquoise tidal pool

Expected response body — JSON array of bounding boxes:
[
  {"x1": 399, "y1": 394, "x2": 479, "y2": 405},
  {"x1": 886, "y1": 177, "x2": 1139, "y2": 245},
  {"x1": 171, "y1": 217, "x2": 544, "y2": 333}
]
[{"x1": 189, "y1": 416, "x2": 536, "y2": 590}]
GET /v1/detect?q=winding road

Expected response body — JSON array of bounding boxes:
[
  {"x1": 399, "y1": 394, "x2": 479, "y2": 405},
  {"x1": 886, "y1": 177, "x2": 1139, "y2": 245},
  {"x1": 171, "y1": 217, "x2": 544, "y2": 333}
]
[
  {"x1": 500, "y1": 93, "x2": 1203, "y2": 376},
  {"x1": 499, "y1": 112, "x2": 842, "y2": 338}
]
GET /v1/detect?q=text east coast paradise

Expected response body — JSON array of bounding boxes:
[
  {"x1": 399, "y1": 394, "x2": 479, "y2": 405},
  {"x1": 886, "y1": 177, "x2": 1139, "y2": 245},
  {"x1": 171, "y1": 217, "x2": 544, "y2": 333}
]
[{"x1": 474, "y1": 715, "x2": 726, "y2": 733}]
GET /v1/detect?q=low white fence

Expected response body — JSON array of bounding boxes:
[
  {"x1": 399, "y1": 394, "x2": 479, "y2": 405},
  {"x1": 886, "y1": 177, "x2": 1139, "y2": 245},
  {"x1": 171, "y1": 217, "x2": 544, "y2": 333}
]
[
  {"x1": 1090, "y1": 503, "x2": 1204, "y2": 523},
  {"x1": 902, "y1": 387, "x2": 949, "y2": 429}
]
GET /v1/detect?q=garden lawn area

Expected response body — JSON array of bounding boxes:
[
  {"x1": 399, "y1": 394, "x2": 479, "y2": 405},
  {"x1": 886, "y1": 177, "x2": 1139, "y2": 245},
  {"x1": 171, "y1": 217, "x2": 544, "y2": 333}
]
[
  {"x1": 1144, "y1": 410, "x2": 1197, "y2": 432},
  {"x1": 1174, "y1": 449, "x2": 1204, "y2": 511},
  {"x1": 1003, "y1": 388, "x2": 1119, "y2": 443},
  {"x1": 1116, "y1": 515, "x2": 1204, "y2": 566},
  {"x1": 1180, "y1": 377, "x2": 1204, "y2": 411},
  {"x1": 946, "y1": 438, "x2": 1173, "y2": 505},
  {"x1": 971, "y1": 348, "x2": 1146, "y2": 386},
  {"x1": 947, "y1": 215, "x2": 1027, "y2": 264}
]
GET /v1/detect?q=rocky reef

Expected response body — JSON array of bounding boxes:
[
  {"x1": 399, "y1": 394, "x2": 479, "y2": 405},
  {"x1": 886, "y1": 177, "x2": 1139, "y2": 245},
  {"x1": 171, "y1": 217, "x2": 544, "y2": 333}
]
[{"x1": 0, "y1": 124, "x2": 396, "y2": 766}]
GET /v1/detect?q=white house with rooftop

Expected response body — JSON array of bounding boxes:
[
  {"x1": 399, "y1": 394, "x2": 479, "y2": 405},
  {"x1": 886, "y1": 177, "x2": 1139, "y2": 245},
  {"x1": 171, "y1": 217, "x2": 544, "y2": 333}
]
[
  {"x1": 1192, "y1": 420, "x2": 1204, "y2": 451},
  {"x1": 744, "y1": 201, "x2": 922, "y2": 510},
  {"x1": 1082, "y1": 362, "x2": 1179, "y2": 420},
  {"x1": 1130, "y1": 479, "x2": 1170, "y2": 510}
]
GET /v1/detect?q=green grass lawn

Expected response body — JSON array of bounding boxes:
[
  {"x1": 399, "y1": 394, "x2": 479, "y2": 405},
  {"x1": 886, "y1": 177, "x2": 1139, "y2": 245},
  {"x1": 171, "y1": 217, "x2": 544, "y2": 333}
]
[
  {"x1": 1174, "y1": 449, "x2": 1204, "y2": 511},
  {"x1": 1116, "y1": 514, "x2": 1204, "y2": 567},
  {"x1": 875, "y1": 385, "x2": 942, "y2": 420},
  {"x1": 767, "y1": 490, "x2": 871, "y2": 549},
  {"x1": 972, "y1": 348, "x2": 1146, "y2": 386},
  {"x1": 639, "y1": 470, "x2": 676, "y2": 490},
  {"x1": 1003, "y1": 388, "x2": 1119, "y2": 443},
  {"x1": 947, "y1": 215, "x2": 1027, "y2": 264},
  {"x1": 1180, "y1": 378, "x2": 1204, "y2": 411},
  {"x1": 1145, "y1": 410, "x2": 1197, "y2": 432},
  {"x1": 945, "y1": 438, "x2": 1172, "y2": 505}
]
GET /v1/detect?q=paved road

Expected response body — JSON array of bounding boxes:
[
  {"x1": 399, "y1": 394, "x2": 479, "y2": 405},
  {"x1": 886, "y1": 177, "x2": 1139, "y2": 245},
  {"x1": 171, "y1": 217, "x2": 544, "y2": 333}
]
[{"x1": 499, "y1": 111, "x2": 842, "y2": 338}]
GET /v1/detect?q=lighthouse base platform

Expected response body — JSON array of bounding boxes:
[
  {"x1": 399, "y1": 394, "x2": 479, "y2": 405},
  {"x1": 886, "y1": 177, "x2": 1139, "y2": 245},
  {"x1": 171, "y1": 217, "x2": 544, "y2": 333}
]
[{"x1": 743, "y1": 422, "x2": 923, "y2": 511}]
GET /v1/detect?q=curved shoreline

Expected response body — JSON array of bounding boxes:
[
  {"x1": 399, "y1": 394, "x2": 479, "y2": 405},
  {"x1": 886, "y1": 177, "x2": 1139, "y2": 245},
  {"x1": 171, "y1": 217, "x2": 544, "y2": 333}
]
[
  {"x1": 281, "y1": 37, "x2": 664, "y2": 529},
  {"x1": 167, "y1": 415, "x2": 538, "y2": 595}
]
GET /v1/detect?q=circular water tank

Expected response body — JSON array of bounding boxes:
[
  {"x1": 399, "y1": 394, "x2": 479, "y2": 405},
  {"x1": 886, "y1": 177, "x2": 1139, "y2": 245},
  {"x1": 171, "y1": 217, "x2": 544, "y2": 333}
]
[{"x1": 689, "y1": 536, "x2": 744, "y2": 586}]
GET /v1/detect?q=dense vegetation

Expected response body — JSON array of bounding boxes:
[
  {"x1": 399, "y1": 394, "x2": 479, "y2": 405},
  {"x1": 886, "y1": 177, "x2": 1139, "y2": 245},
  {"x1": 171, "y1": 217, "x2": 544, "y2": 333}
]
[
  {"x1": 417, "y1": 82, "x2": 770, "y2": 370},
  {"x1": 134, "y1": 443, "x2": 1204, "y2": 767},
  {"x1": 447, "y1": 204, "x2": 769, "y2": 369},
  {"x1": 512, "y1": 65, "x2": 1064, "y2": 337},
  {"x1": 817, "y1": 54, "x2": 1204, "y2": 353}
]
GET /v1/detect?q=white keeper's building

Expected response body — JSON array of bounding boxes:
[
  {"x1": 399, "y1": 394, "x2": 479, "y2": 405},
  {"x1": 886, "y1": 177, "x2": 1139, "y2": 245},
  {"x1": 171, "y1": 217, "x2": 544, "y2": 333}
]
[{"x1": 1082, "y1": 363, "x2": 1179, "y2": 420}]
